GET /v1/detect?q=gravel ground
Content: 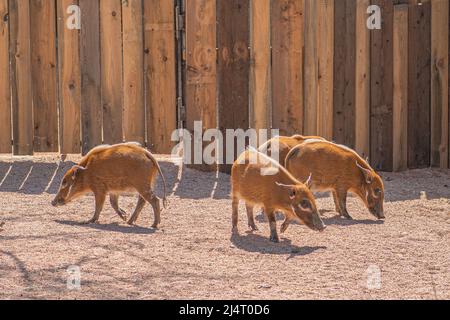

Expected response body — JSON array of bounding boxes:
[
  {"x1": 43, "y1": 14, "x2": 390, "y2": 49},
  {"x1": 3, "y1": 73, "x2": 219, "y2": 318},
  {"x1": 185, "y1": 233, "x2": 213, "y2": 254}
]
[{"x1": 0, "y1": 154, "x2": 449, "y2": 300}]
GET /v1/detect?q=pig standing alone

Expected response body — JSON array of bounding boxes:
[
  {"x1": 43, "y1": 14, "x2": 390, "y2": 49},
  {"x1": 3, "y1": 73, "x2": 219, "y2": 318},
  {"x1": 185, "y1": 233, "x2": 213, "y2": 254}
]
[
  {"x1": 52, "y1": 143, "x2": 167, "y2": 228},
  {"x1": 231, "y1": 149, "x2": 326, "y2": 242},
  {"x1": 285, "y1": 140, "x2": 385, "y2": 228}
]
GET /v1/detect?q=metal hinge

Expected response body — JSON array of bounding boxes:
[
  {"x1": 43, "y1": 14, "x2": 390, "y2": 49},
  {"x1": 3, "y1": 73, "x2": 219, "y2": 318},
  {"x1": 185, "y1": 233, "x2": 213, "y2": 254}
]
[
  {"x1": 175, "y1": 5, "x2": 185, "y2": 40},
  {"x1": 177, "y1": 96, "x2": 186, "y2": 125}
]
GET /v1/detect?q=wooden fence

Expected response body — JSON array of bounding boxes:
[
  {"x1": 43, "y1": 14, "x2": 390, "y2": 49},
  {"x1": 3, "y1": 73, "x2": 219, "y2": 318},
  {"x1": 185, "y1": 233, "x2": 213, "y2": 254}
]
[
  {"x1": 0, "y1": 0, "x2": 178, "y2": 156},
  {"x1": 185, "y1": 0, "x2": 449, "y2": 172},
  {"x1": 0, "y1": 0, "x2": 449, "y2": 173}
]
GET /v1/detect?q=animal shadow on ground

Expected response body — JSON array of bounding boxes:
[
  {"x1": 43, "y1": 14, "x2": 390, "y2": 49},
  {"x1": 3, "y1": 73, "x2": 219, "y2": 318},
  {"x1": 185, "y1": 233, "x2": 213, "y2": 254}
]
[
  {"x1": 230, "y1": 231, "x2": 326, "y2": 260},
  {"x1": 55, "y1": 220, "x2": 157, "y2": 235},
  {"x1": 322, "y1": 216, "x2": 384, "y2": 226}
]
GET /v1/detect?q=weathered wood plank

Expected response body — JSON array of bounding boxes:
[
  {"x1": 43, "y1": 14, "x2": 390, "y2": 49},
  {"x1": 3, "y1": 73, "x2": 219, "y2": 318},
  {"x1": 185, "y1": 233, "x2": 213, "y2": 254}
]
[
  {"x1": 217, "y1": 0, "x2": 250, "y2": 172},
  {"x1": 57, "y1": 0, "x2": 81, "y2": 154},
  {"x1": 30, "y1": 0, "x2": 58, "y2": 152},
  {"x1": 80, "y1": 0, "x2": 102, "y2": 154},
  {"x1": 304, "y1": 0, "x2": 318, "y2": 135},
  {"x1": 0, "y1": 0, "x2": 11, "y2": 153},
  {"x1": 317, "y1": 0, "x2": 334, "y2": 140},
  {"x1": 393, "y1": 4, "x2": 408, "y2": 172},
  {"x1": 9, "y1": 0, "x2": 33, "y2": 155},
  {"x1": 271, "y1": 0, "x2": 304, "y2": 135},
  {"x1": 122, "y1": 0, "x2": 145, "y2": 144},
  {"x1": 430, "y1": 0, "x2": 449, "y2": 168},
  {"x1": 334, "y1": 0, "x2": 356, "y2": 148},
  {"x1": 370, "y1": 0, "x2": 394, "y2": 171},
  {"x1": 144, "y1": 0, "x2": 177, "y2": 153},
  {"x1": 355, "y1": 0, "x2": 370, "y2": 159},
  {"x1": 100, "y1": 0, "x2": 123, "y2": 144},
  {"x1": 185, "y1": 0, "x2": 217, "y2": 168},
  {"x1": 250, "y1": 0, "x2": 271, "y2": 131},
  {"x1": 408, "y1": 1, "x2": 431, "y2": 168}
]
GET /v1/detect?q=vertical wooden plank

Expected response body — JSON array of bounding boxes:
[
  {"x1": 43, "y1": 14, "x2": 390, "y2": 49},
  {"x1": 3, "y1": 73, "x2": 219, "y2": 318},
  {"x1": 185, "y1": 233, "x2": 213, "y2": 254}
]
[
  {"x1": 30, "y1": 0, "x2": 58, "y2": 152},
  {"x1": 371, "y1": 0, "x2": 394, "y2": 171},
  {"x1": 393, "y1": 4, "x2": 408, "y2": 172},
  {"x1": 355, "y1": 0, "x2": 370, "y2": 159},
  {"x1": 0, "y1": 0, "x2": 11, "y2": 153},
  {"x1": 80, "y1": 0, "x2": 102, "y2": 154},
  {"x1": 317, "y1": 0, "x2": 334, "y2": 140},
  {"x1": 333, "y1": 0, "x2": 356, "y2": 148},
  {"x1": 122, "y1": 0, "x2": 145, "y2": 144},
  {"x1": 304, "y1": 0, "x2": 318, "y2": 135},
  {"x1": 250, "y1": 0, "x2": 271, "y2": 131},
  {"x1": 408, "y1": 1, "x2": 431, "y2": 168},
  {"x1": 185, "y1": 0, "x2": 217, "y2": 166},
  {"x1": 271, "y1": 0, "x2": 304, "y2": 136},
  {"x1": 217, "y1": 0, "x2": 250, "y2": 172},
  {"x1": 57, "y1": 0, "x2": 81, "y2": 154},
  {"x1": 100, "y1": 0, "x2": 123, "y2": 144},
  {"x1": 145, "y1": 0, "x2": 177, "y2": 153},
  {"x1": 431, "y1": 0, "x2": 449, "y2": 168},
  {"x1": 9, "y1": 0, "x2": 33, "y2": 155}
]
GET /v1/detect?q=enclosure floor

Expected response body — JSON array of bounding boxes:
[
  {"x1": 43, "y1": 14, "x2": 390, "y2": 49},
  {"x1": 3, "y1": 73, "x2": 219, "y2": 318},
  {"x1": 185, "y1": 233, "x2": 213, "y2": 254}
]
[{"x1": 0, "y1": 154, "x2": 449, "y2": 300}]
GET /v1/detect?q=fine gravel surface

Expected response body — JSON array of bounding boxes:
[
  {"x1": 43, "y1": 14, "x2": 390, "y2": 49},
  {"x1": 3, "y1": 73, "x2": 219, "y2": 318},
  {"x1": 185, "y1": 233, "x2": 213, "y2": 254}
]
[{"x1": 0, "y1": 154, "x2": 449, "y2": 300}]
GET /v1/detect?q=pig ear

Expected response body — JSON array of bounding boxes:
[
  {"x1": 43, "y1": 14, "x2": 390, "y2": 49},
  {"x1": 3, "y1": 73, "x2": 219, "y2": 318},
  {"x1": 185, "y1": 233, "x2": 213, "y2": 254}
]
[
  {"x1": 356, "y1": 162, "x2": 373, "y2": 184},
  {"x1": 72, "y1": 165, "x2": 85, "y2": 179},
  {"x1": 304, "y1": 173, "x2": 313, "y2": 189},
  {"x1": 276, "y1": 182, "x2": 296, "y2": 200}
]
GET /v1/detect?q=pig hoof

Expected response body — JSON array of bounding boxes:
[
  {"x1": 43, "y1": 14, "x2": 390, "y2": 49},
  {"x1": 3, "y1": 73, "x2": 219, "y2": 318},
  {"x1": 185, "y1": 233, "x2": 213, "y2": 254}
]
[
  {"x1": 270, "y1": 236, "x2": 280, "y2": 243},
  {"x1": 280, "y1": 224, "x2": 288, "y2": 234},
  {"x1": 81, "y1": 219, "x2": 98, "y2": 225},
  {"x1": 248, "y1": 224, "x2": 258, "y2": 232},
  {"x1": 151, "y1": 223, "x2": 160, "y2": 229}
]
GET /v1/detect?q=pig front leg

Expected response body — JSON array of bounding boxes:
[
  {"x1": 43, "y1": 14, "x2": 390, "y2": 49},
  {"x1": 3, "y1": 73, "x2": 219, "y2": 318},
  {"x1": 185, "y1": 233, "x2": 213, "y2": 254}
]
[
  {"x1": 335, "y1": 190, "x2": 353, "y2": 220},
  {"x1": 82, "y1": 191, "x2": 106, "y2": 224},
  {"x1": 109, "y1": 194, "x2": 128, "y2": 222},
  {"x1": 231, "y1": 196, "x2": 239, "y2": 232},
  {"x1": 280, "y1": 218, "x2": 291, "y2": 234},
  {"x1": 266, "y1": 208, "x2": 280, "y2": 243}
]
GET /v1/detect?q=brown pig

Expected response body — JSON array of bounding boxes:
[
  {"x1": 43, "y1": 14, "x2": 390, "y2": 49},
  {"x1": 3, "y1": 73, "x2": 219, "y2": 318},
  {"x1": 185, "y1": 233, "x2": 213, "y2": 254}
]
[
  {"x1": 231, "y1": 149, "x2": 326, "y2": 242},
  {"x1": 285, "y1": 140, "x2": 385, "y2": 225},
  {"x1": 258, "y1": 135, "x2": 326, "y2": 167},
  {"x1": 52, "y1": 142, "x2": 167, "y2": 228}
]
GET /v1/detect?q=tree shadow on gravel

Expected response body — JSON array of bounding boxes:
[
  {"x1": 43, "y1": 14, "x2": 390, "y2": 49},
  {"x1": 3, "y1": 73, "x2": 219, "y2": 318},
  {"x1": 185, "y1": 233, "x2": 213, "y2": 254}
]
[
  {"x1": 55, "y1": 220, "x2": 157, "y2": 235},
  {"x1": 230, "y1": 232, "x2": 326, "y2": 259}
]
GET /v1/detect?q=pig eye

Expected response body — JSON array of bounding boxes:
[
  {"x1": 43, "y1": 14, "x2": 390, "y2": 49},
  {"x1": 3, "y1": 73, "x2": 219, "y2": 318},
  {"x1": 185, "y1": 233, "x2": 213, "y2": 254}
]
[{"x1": 300, "y1": 199, "x2": 311, "y2": 209}]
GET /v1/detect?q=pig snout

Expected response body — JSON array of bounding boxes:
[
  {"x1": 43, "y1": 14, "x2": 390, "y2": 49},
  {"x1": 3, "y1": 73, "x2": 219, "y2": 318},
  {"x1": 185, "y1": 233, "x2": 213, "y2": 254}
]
[
  {"x1": 312, "y1": 212, "x2": 326, "y2": 232},
  {"x1": 51, "y1": 197, "x2": 65, "y2": 207},
  {"x1": 369, "y1": 204, "x2": 385, "y2": 220}
]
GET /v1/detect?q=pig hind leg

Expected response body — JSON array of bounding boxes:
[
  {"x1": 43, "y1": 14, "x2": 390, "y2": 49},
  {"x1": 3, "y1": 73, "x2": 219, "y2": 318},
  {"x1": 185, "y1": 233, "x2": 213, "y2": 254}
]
[
  {"x1": 127, "y1": 196, "x2": 146, "y2": 225},
  {"x1": 110, "y1": 194, "x2": 128, "y2": 222},
  {"x1": 138, "y1": 190, "x2": 162, "y2": 229},
  {"x1": 246, "y1": 203, "x2": 258, "y2": 231}
]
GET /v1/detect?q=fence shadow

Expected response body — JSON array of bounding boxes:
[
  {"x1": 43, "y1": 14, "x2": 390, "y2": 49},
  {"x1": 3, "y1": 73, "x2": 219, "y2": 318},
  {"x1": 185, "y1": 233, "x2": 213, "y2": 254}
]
[{"x1": 1, "y1": 159, "x2": 449, "y2": 203}]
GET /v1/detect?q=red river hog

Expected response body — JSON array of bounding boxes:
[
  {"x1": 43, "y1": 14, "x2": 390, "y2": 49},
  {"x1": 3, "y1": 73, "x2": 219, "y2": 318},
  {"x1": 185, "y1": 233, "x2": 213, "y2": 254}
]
[
  {"x1": 231, "y1": 149, "x2": 326, "y2": 243},
  {"x1": 52, "y1": 142, "x2": 167, "y2": 228},
  {"x1": 258, "y1": 135, "x2": 326, "y2": 167},
  {"x1": 285, "y1": 140, "x2": 385, "y2": 222}
]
